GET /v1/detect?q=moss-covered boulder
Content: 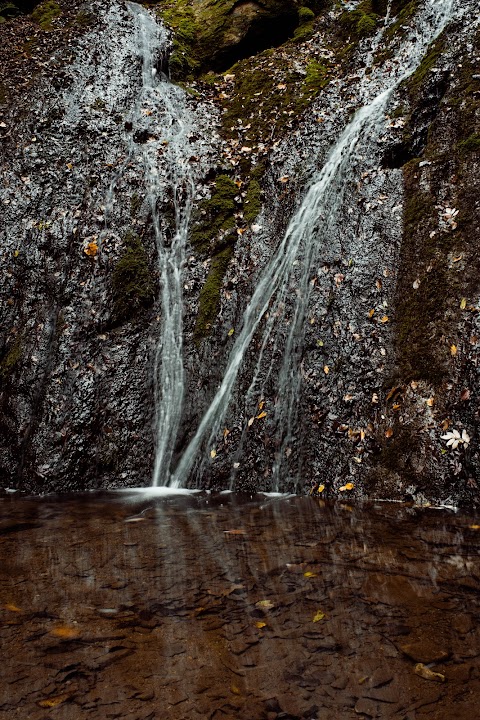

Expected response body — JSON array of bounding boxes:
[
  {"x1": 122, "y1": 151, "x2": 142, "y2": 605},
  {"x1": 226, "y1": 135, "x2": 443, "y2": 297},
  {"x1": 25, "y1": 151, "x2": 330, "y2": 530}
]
[{"x1": 149, "y1": 0, "x2": 303, "y2": 78}]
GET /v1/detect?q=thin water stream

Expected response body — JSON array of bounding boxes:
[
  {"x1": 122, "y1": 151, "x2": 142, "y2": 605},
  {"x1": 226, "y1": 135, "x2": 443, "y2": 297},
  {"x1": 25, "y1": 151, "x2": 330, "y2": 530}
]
[
  {"x1": 1, "y1": 493, "x2": 479, "y2": 718},
  {"x1": 166, "y1": 0, "x2": 460, "y2": 489}
]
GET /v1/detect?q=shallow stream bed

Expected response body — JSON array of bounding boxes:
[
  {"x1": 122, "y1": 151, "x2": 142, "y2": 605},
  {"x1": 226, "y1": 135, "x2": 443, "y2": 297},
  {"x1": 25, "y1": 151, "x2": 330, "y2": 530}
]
[{"x1": 1, "y1": 492, "x2": 479, "y2": 718}]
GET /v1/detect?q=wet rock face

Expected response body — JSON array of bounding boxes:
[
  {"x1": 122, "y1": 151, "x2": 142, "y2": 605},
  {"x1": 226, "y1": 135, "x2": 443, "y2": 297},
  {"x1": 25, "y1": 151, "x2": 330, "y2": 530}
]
[{"x1": 0, "y1": 0, "x2": 479, "y2": 503}]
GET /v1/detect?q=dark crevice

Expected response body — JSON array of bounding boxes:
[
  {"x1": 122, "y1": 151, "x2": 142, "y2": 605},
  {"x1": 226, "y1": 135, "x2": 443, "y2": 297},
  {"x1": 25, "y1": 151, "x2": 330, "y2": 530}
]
[{"x1": 211, "y1": 10, "x2": 300, "y2": 72}]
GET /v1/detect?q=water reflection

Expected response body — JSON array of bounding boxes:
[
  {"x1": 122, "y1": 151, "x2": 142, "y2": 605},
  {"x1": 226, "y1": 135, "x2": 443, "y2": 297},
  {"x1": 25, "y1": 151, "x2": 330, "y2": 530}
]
[{"x1": 1, "y1": 493, "x2": 479, "y2": 718}]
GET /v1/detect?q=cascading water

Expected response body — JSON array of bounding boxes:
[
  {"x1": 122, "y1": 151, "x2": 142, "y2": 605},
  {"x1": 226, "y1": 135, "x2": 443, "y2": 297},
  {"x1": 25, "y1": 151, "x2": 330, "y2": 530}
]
[{"x1": 166, "y1": 0, "x2": 461, "y2": 490}]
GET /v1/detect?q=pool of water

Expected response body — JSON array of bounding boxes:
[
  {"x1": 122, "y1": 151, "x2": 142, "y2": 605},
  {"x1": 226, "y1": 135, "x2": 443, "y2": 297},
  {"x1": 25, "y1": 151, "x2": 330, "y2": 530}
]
[{"x1": 1, "y1": 491, "x2": 479, "y2": 719}]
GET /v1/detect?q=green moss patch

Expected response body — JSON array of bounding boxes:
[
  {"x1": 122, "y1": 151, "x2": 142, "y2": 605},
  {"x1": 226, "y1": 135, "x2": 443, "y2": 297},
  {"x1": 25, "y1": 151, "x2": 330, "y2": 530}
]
[
  {"x1": 0, "y1": 334, "x2": 22, "y2": 380},
  {"x1": 111, "y1": 233, "x2": 155, "y2": 323},
  {"x1": 194, "y1": 245, "x2": 233, "y2": 342},
  {"x1": 31, "y1": 0, "x2": 61, "y2": 30},
  {"x1": 190, "y1": 174, "x2": 237, "y2": 255}
]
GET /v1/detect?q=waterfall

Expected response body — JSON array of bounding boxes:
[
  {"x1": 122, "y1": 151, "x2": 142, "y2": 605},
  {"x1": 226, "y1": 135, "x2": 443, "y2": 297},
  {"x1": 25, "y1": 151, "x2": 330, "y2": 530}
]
[
  {"x1": 121, "y1": 4, "x2": 199, "y2": 487},
  {"x1": 168, "y1": 0, "x2": 460, "y2": 489}
]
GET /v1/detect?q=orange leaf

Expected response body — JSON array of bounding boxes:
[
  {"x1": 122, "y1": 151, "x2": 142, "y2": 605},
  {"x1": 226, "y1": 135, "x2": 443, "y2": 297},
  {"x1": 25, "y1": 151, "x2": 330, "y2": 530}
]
[
  {"x1": 84, "y1": 241, "x2": 98, "y2": 257},
  {"x1": 4, "y1": 603, "x2": 22, "y2": 613},
  {"x1": 380, "y1": 315, "x2": 389, "y2": 323},
  {"x1": 385, "y1": 428, "x2": 393, "y2": 438},
  {"x1": 256, "y1": 411, "x2": 267, "y2": 420},
  {"x1": 50, "y1": 625, "x2": 79, "y2": 639}
]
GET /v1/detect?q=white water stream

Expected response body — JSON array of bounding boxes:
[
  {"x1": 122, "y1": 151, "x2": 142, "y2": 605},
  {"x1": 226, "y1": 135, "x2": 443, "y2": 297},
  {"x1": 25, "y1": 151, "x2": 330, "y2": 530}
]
[{"x1": 166, "y1": 0, "x2": 460, "y2": 488}]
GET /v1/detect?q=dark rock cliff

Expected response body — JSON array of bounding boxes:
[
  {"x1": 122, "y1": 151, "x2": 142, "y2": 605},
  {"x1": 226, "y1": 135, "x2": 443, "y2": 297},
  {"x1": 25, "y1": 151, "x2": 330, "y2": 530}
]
[{"x1": 0, "y1": 0, "x2": 478, "y2": 505}]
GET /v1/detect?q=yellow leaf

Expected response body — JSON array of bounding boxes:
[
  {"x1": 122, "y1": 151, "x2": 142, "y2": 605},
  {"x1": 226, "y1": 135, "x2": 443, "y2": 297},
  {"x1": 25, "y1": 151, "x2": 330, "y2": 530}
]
[
  {"x1": 368, "y1": 309, "x2": 375, "y2": 318},
  {"x1": 469, "y1": 525, "x2": 480, "y2": 530},
  {"x1": 460, "y1": 298, "x2": 467, "y2": 310},
  {"x1": 344, "y1": 482, "x2": 354, "y2": 491},
  {"x1": 258, "y1": 400, "x2": 265, "y2": 410},
  {"x1": 385, "y1": 428, "x2": 393, "y2": 438},
  {"x1": 38, "y1": 695, "x2": 69, "y2": 708},
  {"x1": 84, "y1": 241, "x2": 98, "y2": 257},
  {"x1": 255, "y1": 621, "x2": 267, "y2": 629},
  {"x1": 231, "y1": 684, "x2": 241, "y2": 695},
  {"x1": 255, "y1": 599, "x2": 274, "y2": 610},
  {"x1": 50, "y1": 625, "x2": 79, "y2": 639},
  {"x1": 324, "y1": 365, "x2": 329, "y2": 374},
  {"x1": 317, "y1": 484, "x2": 325, "y2": 493},
  {"x1": 316, "y1": 339, "x2": 324, "y2": 347},
  {"x1": 450, "y1": 344, "x2": 457, "y2": 356},
  {"x1": 4, "y1": 603, "x2": 22, "y2": 613},
  {"x1": 380, "y1": 315, "x2": 389, "y2": 323},
  {"x1": 304, "y1": 571, "x2": 317, "y2": 578},
  {"x1": 313, "y1": 610, "x2": 325, "y2": 622},
  {"x1": 223, "y1": 427, "x2": 230, "y2": 439},
  {"x1": 66, "y1": 162, "x2": 73, "y2": 170},
  {"x1": 228, "y1": 328, "x2": 234, "y2": 336},
  {"x1": 210, "y1": 449, "x2": 217, "y2": 459},
  {"x1": 13, "y1": 249, "x2": 20, "y2": 258},
  {"x1": 256, "y1": 411, "x2": 267, "y2": 420}
]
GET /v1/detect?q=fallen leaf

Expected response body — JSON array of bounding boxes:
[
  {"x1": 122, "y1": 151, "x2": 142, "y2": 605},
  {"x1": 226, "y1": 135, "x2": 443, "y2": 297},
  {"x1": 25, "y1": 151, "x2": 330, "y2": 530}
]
[
  {"x1": 469, "y1": 525, "x2": 480, "y2": 530},
  {"x1": 247, "y1": 417, "x2": 255, "y2": 427},
  {"x1": 450, "y1": 344, "x2": 457, "y2": 356},
  {"x1": 414, "y1": 663, "x2": 445, "y2": 683},
  {"x1": 50, "y1": 625, "x2": 79, "y2": 639},
  {"x1": 258, "y1": 400, "x2": 265, "y2": 410},
  {"x1": 460, "y1": 298, "x2": 467, "y2": 309},
  {"x1": 313, "y1": 610, "x2": 325, "y2": 622},
  {"x1": 255, "y1": 621, "x2": 267, "y2": 629},
  {"x1": 228, "y1": 328, "x2": 234, "y2": 336},
  {"x1": 339, "y1": 482, "x2": 354, "y2": 491},
  {"x1": 255, "y1": 600, "x2": 274, "y2": 610},
  {"x1": 324, "y1": 365, "x2": 329, "y2": 374},
  {"x1": 210, "y1": 449, "x2": 217, "y2": 459},
  {"x1": 38, "y1": 695, "x2": 70, "y2": 708},
  {"x1": 4, "y1": 603, "x2": 22, "y2": 613},
  {"x1": 368, "y1": 309, "x2": 375, "y2": 318},
  {"x1": 380, "y1": 315, "x2": 389, "y2": 323},
  {"x1": 304, "y1": 571, "x2": 317, "y2": 578},
  {"x1": 426, "y1": 397, "x2": 434, "y2": 407},
  {"x1": 385, "y1": 428, "x2": 394, "y2": 438},
  {"x1": 317, "y1": 484, "x2": 325, "y2": 493},
  {"x1": 256, "y1": 411, "x2": 267, "y2": 420},
  {"x1": 84, "y1": 241, "x2": 98, "y2": 257},
  {"x1": 460, "y1": 389, "x2": 471, "y2": 402}
]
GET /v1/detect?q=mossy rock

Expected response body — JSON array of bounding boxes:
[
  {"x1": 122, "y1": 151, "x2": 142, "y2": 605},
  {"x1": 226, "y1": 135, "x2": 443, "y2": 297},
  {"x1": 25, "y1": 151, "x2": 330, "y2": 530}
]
[
  {"x1": 111, "y1": 234, "x2": 155, "y2": 323},
  {"x1": 190, "y1": 173, "x2": 237, "y2": 255},
  {"x1": 31, "y1": 0, "x2": 61, "y2": 29},
  {"x1": 151, "y1": 0, "x2": 300, "y2": 78},
  {"x1": 0, "y1": 335, "x2": 22, "y2": 380},
  {"x1": 194, "y1": 245, "x2": 233, "y2": 341}
]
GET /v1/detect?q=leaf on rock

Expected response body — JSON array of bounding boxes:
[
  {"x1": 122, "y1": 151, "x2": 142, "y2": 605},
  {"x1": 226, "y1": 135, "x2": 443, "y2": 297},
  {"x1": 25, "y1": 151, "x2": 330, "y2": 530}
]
[
  {"x1": 4, "y1": 603, "x2": 22, "y2": 613},
  {"x1": 255, "y1": 600, "x2": 274, "y2": 610},
  {"x1": 84, "y1": 241, "x2": 98, "y2": 257},
  {"x1": 256, "y1": 411, "x2": 267, "y2": 420},
  {"x1": 248, "y1": 416, "x2": 255, "y2": 427},
  {"x1": 210, "y1": 449, "x2": 217, "y2": 459},
  {"x1": 313, "y1": 610, "x2": 326, "y2": 622},
  {"x1": 38, "y1": 695, "x2": 70, "y2": 708},
  {"x1": 255, "y1": 621, "x2": 267, "y2": 629},
  {"x1": 450, "y1": 344, "x2": 457, "y2": 356},
  {"x1": 304, "y1": 571, "x2": 317, "y2": 578},
  {"x1": 228, "y1": 328, "x2": 234, "y2": 336},
  {"x1": 50, "y1": 625, "x2": 79, "y2": 639},
  {"x1": 460, "y1": 298, "x2": 467, "y2": 309},
  {"x1": 368, "y1": 309, "x2": 375, "y2": 318}
]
